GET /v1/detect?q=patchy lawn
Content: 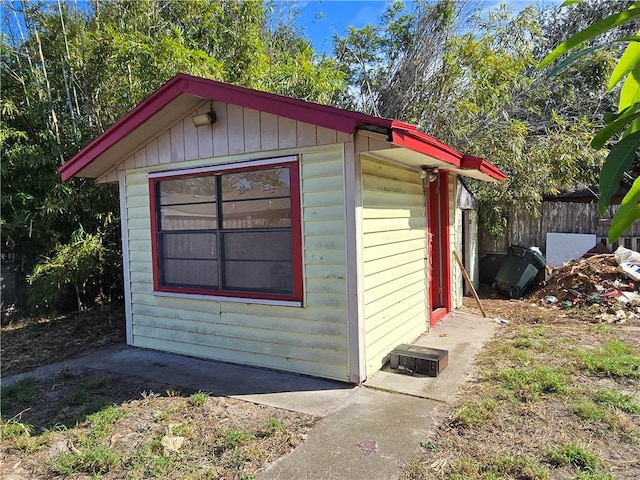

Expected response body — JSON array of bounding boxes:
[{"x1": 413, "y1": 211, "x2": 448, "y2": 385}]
[
  {"x1": 402, "y1": 297, "x2": 640, "y2": 480},
  {"x1": 0, "y1": 305, "x2": 317, "y2": 479}
]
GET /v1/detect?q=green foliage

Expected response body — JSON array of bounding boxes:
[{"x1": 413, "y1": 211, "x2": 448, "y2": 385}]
[
  {"x1": 261, "y1": 416, "x2": 285, "y2": 436},
  {"x1": 592, "y1": 388, "x2": 640, "y2": 413},
  {"x1": 452, "y1": 398, "x2": 499, "y2": 427},
  {"x1": 217, "y1": 428, "x2": 254, "y2": 450},
  {"x1": 27, "y1": 227, "x2": 120, "y2": 312},
  {"x1": 574, "y1": 340, "x2": 640, "y2": 379},
  {"x1": 490, "y1": 366, "x2": 569, "y2": 401},
  {"x1": 333, "y1": 1, "x2": 609, "y2": 233},
  {"x1": 0, "y1": 0, "x2": 345, "y2": 314},
  {"x1": 544, "y1": 443, "x2": 600, "y2": 472},
  {"x1": 1, "y1": 377, "x2": 37, "y2": 412},
  {"x1": 449, "y1": 454, "x2": 549, "y2": 480},
  {"x1": 540, "y1": 0, "x2": 640, "y2": 242},
  {"x1": 188, "y1": 391, "x2": 210, "y2": 407},
  {"x1": 0, "y1": 419, "x2": 52, "y2": 453},
  {"x1": 572, "y1": 399, "x2": 609, "y2": 421},
  {"x1": 85, "y1": 404, "x2": 125, "y2": 439},
  {"x1": 49, "y1": 445, "x2": 123, "y2": 475}
]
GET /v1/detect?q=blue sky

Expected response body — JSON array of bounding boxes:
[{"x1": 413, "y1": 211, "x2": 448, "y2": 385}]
[{"x1": 293, "y1": 0, "x2": 563, "y2": 55}]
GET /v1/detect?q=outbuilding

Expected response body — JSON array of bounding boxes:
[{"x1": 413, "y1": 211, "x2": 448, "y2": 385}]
[{"x1": 60, "y1": 74, "x2": 505, "y2": 383}]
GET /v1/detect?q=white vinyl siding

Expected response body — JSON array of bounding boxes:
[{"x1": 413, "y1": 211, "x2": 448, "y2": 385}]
[
  {"x1": 361, "y1": 158, "x2": 429, "y2": 377},
  {"x1": 117, "y1": 106, "x2": 350, "y2": 380}
]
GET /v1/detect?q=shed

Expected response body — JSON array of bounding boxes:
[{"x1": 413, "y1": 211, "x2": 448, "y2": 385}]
[{"x1": 60, "y1": 74, "x2": 505, "y2": 383}]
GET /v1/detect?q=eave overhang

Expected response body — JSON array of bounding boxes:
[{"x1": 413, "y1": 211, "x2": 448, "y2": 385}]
[{"x1": 59, "y1": 73, "x2": 506, "y2": 183}]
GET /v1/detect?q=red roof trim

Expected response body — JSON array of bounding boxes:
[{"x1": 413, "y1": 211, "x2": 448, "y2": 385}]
[
  {"x1": 60, "y1": 74, "x2": 399, "y2": 181},
  {"x1": 461, "y1": 155, "x2": 507, "y2": 182},
  {"x1": 59, "y1": 73, "x2": 505, "y2": 183},
  {"x1": 390, "y1": 126, "x2": 463, "y2": 167}
]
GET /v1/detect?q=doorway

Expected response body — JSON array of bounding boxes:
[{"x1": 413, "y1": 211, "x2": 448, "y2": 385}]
[{"x1": 426, "y1": 171, "x2": 451, "y2": 326}]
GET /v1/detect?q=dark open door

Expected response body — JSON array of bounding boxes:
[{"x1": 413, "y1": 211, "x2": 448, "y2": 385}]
[{"x1": 427, "y1": 171, "x2": 451, "y2": 326}]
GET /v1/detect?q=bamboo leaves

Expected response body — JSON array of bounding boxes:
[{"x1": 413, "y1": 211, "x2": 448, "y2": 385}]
[{"x1": 540, "y1": 1, "x2": 640, "y2": 242}]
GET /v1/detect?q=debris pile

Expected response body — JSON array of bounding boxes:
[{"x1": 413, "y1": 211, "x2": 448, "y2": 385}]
[{"x1": 530, "y1": 247, "x2": 640, "y2": 323}]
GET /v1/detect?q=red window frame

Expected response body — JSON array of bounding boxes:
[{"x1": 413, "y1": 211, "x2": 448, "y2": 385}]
[{"x1": 149, "y1": 158, "x2": 303, "y2": 302}]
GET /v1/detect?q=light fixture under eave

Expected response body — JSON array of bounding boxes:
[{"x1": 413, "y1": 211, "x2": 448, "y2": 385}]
[
  {"x1": 192, "y1": 110, "x2": 217, "y2": 128},
  {"x1": 420, "y1": 167, "x2": 439, "y2": 183}
]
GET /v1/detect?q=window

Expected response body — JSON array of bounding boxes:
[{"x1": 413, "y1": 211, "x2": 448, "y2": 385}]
[{"x1": 149, "y1": 157, "x2": 302, "y2": 302}]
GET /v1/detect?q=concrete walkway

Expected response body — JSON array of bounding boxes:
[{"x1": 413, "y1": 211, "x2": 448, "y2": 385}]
[{"x1": 2, "y1": 311, "x2": 499, "y2": 480}]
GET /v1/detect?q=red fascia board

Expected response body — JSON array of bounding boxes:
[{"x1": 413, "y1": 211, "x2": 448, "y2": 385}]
[
  {"x1": 182, "y1": 75, "x2": 399, "y2": 133},
  {"x1": 60, "y1": 73, "x2": 401, "y2": 181},
  {"x1": 461, "y1": 155, "x2": 506, "y2": 182},
  {"x1": 391, "y1": 126, "x2": 463, "y2": 167},
  {"x1": 60, "y1": 77, "x2": 186, "y2": 181}
]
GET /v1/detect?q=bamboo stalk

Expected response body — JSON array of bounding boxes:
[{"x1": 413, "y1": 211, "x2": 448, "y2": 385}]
[{"x1": 453, "y1": 249, "x2": 487, "y2": 318}]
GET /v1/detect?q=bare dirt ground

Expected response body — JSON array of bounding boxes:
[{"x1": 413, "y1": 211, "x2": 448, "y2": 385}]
[{"x1": 1, "y1": 304, "x2": 126, "y2": 377}]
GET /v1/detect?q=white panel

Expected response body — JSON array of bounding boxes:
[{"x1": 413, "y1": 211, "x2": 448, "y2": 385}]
[
  {"x1": 158, "y1": 130, "x2": 171, "y2": 164},
  {"x1": 297, "y1": 121, "x2": 317, "y2": 146},
  {"x1": 196, "y1": 104, "x2": 213, "y2": 159},
  {"x1": 260, "y1": 112, "x2": 279, "y2": 151},
  {"x1": 212, "y1": 101, "x2": 229, "y2": 156},
  {"x1": 546, "y1": 233, "x2": 596, "y2": 266},
  {"x1": 317, "y1": 126, "x2": 337, "y2": 144},
  {"x1": 146, "y1": 139, "x2": 160, "y2": 166},
  {"x1": 227, "y1": 104, "x2": 245, "y2": 154},
  {"x1": 243, "y1": 108, "x2": 261, "y2": 152},
  {"x1": 183, "y1": 113, "x2": 199, "y2": 161},
  {"x1": 170, "y1": 121, "x2": 185, "y2": 162},
  {"x1": 278, "y1": 116, "x2": 297, "y2": 149}
]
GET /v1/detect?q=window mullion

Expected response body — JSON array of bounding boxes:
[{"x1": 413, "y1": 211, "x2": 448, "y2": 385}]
[{"x1": 215, "y1": 175, "x2": 225, "y2": 291}]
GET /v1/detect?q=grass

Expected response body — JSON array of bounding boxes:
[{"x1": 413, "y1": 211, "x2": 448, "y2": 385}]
[
  {"x1": 217, "y1": 428, "x2": 254, "y2": 450},
  {"x1": 448, "y1": 454, "x2": 549, "y2": 480},
  {"x1": 544, "y1": 443, "x2": 600, "y2": 472},
  {"x1": 188, "y1": 390, "x2": 210, "y2": 407},
  {"x1": 0, "y1": 419, "x2": 51, "y2": 453},
  {"x1": 574, "y1": 340, "x2": 640, "y2": 379},
  {"x1": 49, "y1": 445, "x2": 123, "y2": 475},
  {"x1": 401, "y1": 315, "x2": 640, "y2": 480},
  {"x1": 592, "y1": 388, "x2": 640, "y2": 414},
  {"x1": 261, "y1": 416, "x2": 285, "y2": 436},
  {"x1": 572, "y1": 399, "x2": 609, "y2": 421},
  {"x1": 1, "y1": 377, "x2": 37, "y2": 412},
  {"x1": 84, "y1": 404, "x2": 125, "y2": 439},
  {"x1": 488, "y1": 365, "x2": 570, "y2": 401},
  {"x1": 452, "y1": 398, "x2": 499, "y2": 427}
]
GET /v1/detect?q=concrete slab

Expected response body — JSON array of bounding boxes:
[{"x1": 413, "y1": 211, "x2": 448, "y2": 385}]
[
  {"x1": 2, "y1": 345, "x2": 355, "y2": 418},
  {"x1": 364, "y1": 311, "x2": 499, "y2": 402},
  {"x1": 259, "y1": 387, "x2": 443, "y2": 480}
]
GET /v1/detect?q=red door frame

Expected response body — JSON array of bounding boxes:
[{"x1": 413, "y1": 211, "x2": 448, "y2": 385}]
[{"x1": 427, "y1": 171, "x2": 452, "y2": 326}]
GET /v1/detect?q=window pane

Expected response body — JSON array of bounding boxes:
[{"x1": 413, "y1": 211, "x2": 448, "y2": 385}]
[
  {"x1": 159, "y1": 177, "x2": 216, "y2": 205},
  {"x1": 163, "y1": 259, "x2": 218, "y2": 288},
  {"x1": 223, "y1": 231, "x2": 291, "y2": 261},
  {"x1": 161, "y1": 233, "x2": 217, "y2": 259},
  {"x1": 160, "y1": 204, "x2": 216, "y2": 230},
  {"x1": 224, "y1": 261, "x2": 292, "y2": 293},
  {"x1": 221, "y1": 198, "x2": 291, "y2": 228},
  {"x1": 221, "y1": 167, "x2": 290, "y2": 201}
]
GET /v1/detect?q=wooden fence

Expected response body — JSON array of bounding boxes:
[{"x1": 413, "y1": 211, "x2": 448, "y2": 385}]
[{"x1": 480, "y1": 201, "x2": 640, "y2": 255}]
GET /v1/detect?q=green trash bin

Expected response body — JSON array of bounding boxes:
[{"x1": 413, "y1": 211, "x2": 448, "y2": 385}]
[{"x1": 494, "y1": 245, "x2": 546, "y2": 299}]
